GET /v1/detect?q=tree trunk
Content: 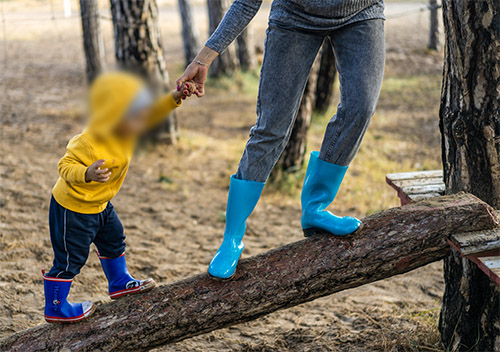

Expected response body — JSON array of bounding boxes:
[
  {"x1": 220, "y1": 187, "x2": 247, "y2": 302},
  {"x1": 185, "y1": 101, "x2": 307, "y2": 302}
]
[
  {"x1": 439, "y1": 0, "x2": 500, "y2": 350},
  {"x1": 236, "y1": 26, "x2": 256, "y2": 71},
  {"x1": 3, "y1": 193, "x2": 497, "y2": 352},
  {"x1": 314, "y1": 38, "x2": 337, "y2": 113},
  {"x1": 207, "y1": 0, "x2": 238, "y2": 77},
  {"x1": 178, "y1": 0, "x2": 199, "y2": 66},
  {"x1": 428, "y1": 0, "x2": 440, "y2": 51},
  {"x1": 109, "y1": 0, "x2": 177, "y2": 144},
  {"x1": 79, "y1": 0, "x2": 105, "y2": 83},
  {"x1": 275, "y1": 58, "x2": 320, "y2": 173}
]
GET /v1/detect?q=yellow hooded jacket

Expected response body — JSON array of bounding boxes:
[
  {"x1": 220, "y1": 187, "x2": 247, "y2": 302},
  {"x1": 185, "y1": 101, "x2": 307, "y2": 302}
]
[{"x1": 52, "y1": 72, "x2": 180, "y2": 214}]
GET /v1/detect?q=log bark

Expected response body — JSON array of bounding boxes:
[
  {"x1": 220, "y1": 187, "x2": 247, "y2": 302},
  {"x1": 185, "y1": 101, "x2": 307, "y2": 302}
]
[
  {"x1": 439, "y1": 0, "x2": 500, "y2": 350},
  {"x1": 178, "y1": 0, "x2": 199, "y2": 66},
  {"x1": 79, "y1": 0, "x2": 105, "y2": 83},
  {"x1": 207, "y1": 0, "x2": 238, "y2": 77},
  {"x1": 427, "y1": 0, "x2": 440, "y2": 51},
  {"x1": 314, "y1": 37, "x2": 337, "y2": 113},
  {"x1": 274, "y1": 57, "x2": 320, "y2": 174},
  {"x1": 236, "y1": 26, "x2": 257, "y2": 71},
  {"x1": 2, "y1": 193, "x2": 497, "y2": 352},
  {"x1": 109, "y1": 0, "x2": 177, "y2": 143}
]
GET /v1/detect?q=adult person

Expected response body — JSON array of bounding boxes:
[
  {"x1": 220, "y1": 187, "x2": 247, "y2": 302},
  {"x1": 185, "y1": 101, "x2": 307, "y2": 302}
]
[{"x1": 177, "y1": 0, "x2": 386, "y2": 279}]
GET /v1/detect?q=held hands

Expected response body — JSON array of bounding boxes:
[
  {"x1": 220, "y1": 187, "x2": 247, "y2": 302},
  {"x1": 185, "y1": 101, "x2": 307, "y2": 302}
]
[
  {"x1": 176, "y1": 61, "x2": 208, "y2": 98},
  {"x1": 172, "y1": 81, "x2": 197, "y2": 103},
  {"x1": 85, "y1": 159, "x2": 111, "y2": 183}
]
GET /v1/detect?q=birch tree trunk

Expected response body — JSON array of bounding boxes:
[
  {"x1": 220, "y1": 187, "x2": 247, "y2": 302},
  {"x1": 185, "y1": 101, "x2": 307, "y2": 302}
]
[
  {"x1": 79, "y1": 0, "x2": 105, "y2": 83},
  {"x1": 109, "y1": 0, "x2": 177, "y2": 143},
  {"x1": 439, "y1": 0, "x2": 500, "y2": 350},
  {"x1": 236, "y1": 26, "x2": 257, "y2": 71},
  {"x1": 207, "y1": 0, "x2": 238, "y2": 77},
  {"x1": 178, "y1": 0, "x2": 199, "y2": 66},
  {"x1": 314, "y1": 38, "x2": 337, "y2": 113}
]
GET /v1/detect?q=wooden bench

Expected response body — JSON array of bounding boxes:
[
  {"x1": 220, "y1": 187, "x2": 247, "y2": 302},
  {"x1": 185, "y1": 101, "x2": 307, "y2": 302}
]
[{"x1": 386, "y1": 170, "x2": 500, "y2": 285}]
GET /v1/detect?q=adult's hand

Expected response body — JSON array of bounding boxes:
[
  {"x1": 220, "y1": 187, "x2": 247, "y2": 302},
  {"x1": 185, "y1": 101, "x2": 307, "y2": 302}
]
[
  {"x1": 176, "y1": 62, "x2": 208, "y2": 97},
  {"x1": 176, "y1": 46, "x2": 219, "y2": 98}
]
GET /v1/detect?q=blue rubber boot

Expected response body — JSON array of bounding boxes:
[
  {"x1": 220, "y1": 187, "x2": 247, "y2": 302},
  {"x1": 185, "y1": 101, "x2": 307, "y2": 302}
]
[
  {"x1": 98, "y1": 252, "x2": 156, "y2": 299},
  {"x1": 208, "y1": 175, "x2": 265, "y2": 279},
  {"x1": 43, "y1": 270, "x2": 95, "y2": 323},
  {"x1": 301, "y1": 151, "x2": 361, "y2": 237}
]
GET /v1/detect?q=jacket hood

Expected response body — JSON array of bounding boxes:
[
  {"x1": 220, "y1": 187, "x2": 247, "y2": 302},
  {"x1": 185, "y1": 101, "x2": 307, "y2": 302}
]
[{"x1": 87, "y1": 72, "x2": 145, "y2": 134}]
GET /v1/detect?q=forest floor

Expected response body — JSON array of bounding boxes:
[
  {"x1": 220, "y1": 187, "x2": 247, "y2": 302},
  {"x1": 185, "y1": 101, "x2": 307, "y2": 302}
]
[{"x1": 0, "y1": 1, "x2": 446, "y2": 351}]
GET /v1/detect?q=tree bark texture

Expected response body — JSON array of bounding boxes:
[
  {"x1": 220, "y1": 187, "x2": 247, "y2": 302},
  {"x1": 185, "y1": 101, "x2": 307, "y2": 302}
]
[
  {"x1": 236, "y1": 26, "x2": 257, "y2": 71},
  {"x1": 2, "y1": 193, "x2": 497, "y2": 352},
  {"x1": 439, "y1": 0, "x2": 500, "y2": 350},
  {"x1": 109, "y1": 0, "x2": 177, "y2": 143},
  {"x1": 207, "y1": 0, "x2": 238, "y2": 77},
  {"x1": 428, "y1": 0, "x2": 440, "y2": 51},
  {"x1": 178, "y1": 0, "x2": 199, "y2": 66},
  {"x1": 314, "y1": 37, "x2": 337, "y2": 113},
  {"x1": 275, "y1": 58, "x2": 320, "y2": 173},
  {"x1": 79, "y1": 0, "x2": 105, "y2": 83}
]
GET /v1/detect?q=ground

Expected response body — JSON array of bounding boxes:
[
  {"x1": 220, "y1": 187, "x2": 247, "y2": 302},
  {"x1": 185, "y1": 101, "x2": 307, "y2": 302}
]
[{"x1": 0, "y1": 1, "x2": 446, "y2": 351}]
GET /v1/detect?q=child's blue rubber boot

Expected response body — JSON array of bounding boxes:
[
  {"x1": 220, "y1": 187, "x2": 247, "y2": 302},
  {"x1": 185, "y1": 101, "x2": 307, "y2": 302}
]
[
  {"x1": 43, "y1": 270, "x2": 95, "y2": 323},
  {"x1": 98, "y1": 252, "x2": 156, "y2": 299},
  {"x1": 208, "y1": 175, "x2": 265, "y2": 279},
  {"x1": 301, "y1": 151, "x2": 361, "y2": 237}
]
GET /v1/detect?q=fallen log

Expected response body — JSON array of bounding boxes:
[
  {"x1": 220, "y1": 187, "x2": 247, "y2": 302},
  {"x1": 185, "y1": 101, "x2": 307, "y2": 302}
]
[{"x1": 2, "y1": 192, "x2": 498, "y2": 352}]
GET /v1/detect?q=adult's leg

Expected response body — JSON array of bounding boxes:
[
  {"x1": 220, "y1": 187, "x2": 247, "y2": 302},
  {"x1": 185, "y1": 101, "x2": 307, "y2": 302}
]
[
  {"x1": 319, "y1": 19, "x2": 385, "y2": 165},
  {"x1": 235, "y1": 22, "x2": 324, "y2": 182},
  {"x1": 301, "y1": 20, "x2": 385, "y2": 237}
]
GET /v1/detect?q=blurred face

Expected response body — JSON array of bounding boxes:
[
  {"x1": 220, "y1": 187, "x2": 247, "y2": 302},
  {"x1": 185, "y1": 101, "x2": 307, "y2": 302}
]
[{"x1": 114, "y1": 108, "x2": 150, "y2": 137}]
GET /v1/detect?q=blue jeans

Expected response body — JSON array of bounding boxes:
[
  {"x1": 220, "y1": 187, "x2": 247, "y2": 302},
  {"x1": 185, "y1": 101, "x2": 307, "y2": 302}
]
[
  {"x1": 235, "y1": 19, "x2": 385, "y2": 182},
  {"x1": 47, "y1": 196, "x2": 126, "y2": 279}
]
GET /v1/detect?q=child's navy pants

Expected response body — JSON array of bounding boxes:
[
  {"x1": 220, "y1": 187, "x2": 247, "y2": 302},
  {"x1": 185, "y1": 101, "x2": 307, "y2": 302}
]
[{"x1": 47, "y1": 196, "x2": 126, "y2": 279}]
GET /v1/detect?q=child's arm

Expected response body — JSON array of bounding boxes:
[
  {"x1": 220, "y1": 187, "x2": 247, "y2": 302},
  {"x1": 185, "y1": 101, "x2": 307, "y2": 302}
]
[
  {"x1": 58, "y1": 136, "x2": 100, "y2": 184},
  {"x1": 146, "y1": 82, "x2": 196, "y2": 129}
]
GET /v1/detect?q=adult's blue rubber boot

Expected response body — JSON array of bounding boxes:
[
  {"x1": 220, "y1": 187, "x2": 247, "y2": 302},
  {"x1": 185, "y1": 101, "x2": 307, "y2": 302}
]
[
  {"x1": 98, "y1": 252, "x2": 156, "y2": 299},
  {"x1": 301, "y1": 151, "x2": 361, "y2": 237},
  {"x1": 208, "y1": 175, "x2": 265, "y2": 279},
  {"x1": 43, "y1": 270, "x2": 95, "y2": 323}
]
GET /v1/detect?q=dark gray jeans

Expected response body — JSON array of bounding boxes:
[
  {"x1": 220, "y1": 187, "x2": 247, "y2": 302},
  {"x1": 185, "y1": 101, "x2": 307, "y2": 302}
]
[{"x1": 235, "y1": 19, "x2": 385, "y2": 182}]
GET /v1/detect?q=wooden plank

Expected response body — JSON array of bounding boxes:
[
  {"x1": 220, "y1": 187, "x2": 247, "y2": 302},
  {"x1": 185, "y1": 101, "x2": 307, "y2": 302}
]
[
  {"x1": 386, "y1": 170, "x2": 443, "y2": 181},
  {"x1": 409, "y1": 193, "x2": 442, "y2": 201},
  {"x1": 389, "y1": 177, "x2": 444, "y2": 189},
  {"x1": 402, "y1": 184, "x2": 445, "y2": 195},
  {"x1": 473, "y1": 256, "x2": 500, "y2": 286},
  {"x1": 450, "y1": 228, "x2": 500, "y2": 255}
]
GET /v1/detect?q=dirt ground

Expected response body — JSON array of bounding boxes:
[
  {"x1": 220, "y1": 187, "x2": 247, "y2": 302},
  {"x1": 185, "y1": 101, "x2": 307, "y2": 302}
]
[{"x1": 0, "y1": 1, "x2": 446, "y2": 351}]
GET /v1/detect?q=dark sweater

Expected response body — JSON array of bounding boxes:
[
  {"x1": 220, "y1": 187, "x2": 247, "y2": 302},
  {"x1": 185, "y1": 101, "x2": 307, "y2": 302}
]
[{"x1": 206, "y1": 0, "x2": 385, "y2": 53}]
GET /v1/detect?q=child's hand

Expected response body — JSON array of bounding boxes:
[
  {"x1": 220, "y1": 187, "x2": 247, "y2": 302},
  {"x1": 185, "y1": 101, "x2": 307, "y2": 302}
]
[
  {"x1": 173, "y1": 81, "x2": 196, "y2": 103},
  {"x1": 85, "y1": 159, "x2": 111, "y2": 183}
]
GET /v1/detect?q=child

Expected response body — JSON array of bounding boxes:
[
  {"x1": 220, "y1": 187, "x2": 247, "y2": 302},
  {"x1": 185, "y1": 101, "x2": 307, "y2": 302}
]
[{"x1": 43, "y1": 72, "x2": 195, "y2": 323}]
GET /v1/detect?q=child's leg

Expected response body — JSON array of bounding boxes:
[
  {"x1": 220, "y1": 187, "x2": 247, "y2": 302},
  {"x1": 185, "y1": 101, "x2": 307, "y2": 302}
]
[
  {"x1": 93, "y1": 202, "x2": 155, "y2": 299},
  {"x1": 44, "y1": 196, "x2": 98, "y2": 323},
  {"x1": 47, "y1": 196, "x2": 99, "y2": 278}
]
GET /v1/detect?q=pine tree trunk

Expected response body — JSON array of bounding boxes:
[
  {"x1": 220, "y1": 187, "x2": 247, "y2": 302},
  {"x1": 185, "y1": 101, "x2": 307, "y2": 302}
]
[
  {"x1": 109, "y1": 0, "x2": 177, "y2": 144},
  {"x1": 236, "y1": 26, "x2": 256, "y2": 71},
  {"x1": 314, "y1": 38, "x2": 337, "y2": 113},
  {"x1": 178, "y1": 0, "x2": 199, "y2": 66},
  {"x1": 79, "y1": 0, "x2": 105, "y2": 83},
  {"x1": 207, "y1": 0, "x2": 238, "y2": 77},
  {"x1": 428, "y1": 0, "x2": 440, "y2": 51},
  {"x1": 275, "y1": 59, "x2": 320, "y2": 173},
  {"x1": 438, "y1": 0, "x2": 500, "y2": 350}
]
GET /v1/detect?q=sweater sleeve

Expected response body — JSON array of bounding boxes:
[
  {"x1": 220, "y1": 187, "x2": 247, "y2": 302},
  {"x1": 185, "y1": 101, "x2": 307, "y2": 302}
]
[
  {"x1": 147, "y1": 92, "x2": 182, "y2": 129},
  {"x1": 205, "y1": 0, "x2": 263, "y2": 54},
  {"x1": 58, "y1": 136, "x2": 92, "y2": 184}
]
